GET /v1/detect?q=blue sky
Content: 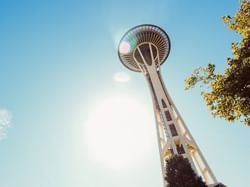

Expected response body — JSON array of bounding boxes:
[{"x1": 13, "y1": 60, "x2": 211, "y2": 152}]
[{"x1": 0, "y1": 0, "x2": 249, "y2": 187}]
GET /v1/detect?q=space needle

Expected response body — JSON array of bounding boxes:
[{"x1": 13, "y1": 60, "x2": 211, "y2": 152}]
[{"x1": 118, "y1": 24, "x2": 224, "y2": 187}]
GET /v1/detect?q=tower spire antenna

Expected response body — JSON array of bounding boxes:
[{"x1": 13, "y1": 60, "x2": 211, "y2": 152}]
[{"x1": 118, "y1": 24, "x2": 223, "y2": 187}]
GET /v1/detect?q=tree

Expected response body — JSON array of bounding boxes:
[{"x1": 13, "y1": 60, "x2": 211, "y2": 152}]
[
  {"x1": 165, "y1": 155, "x2": 207, "y2": 187},
  {"x1": 185, "y1": 1, "x2": 250, "y2": 126}
]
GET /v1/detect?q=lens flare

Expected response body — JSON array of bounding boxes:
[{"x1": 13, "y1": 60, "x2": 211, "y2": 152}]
[{"x1": 119, "y1": 41, "x2": 131, "y2": 54}]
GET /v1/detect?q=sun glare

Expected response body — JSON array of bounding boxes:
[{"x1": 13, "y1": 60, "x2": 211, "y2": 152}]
[{"x1": 85, "y1": 95, "x2": 154, "y2": 170}]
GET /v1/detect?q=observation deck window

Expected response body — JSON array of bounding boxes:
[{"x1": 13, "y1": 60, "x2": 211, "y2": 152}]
[
  {"x1": 164, "y1": 111, "x2": 172, "y2": 121},
  {"x1": 161, "y1": 99, "x2": 167, "y2": 108},
  {"x1": 177, "y1": 144, "x2": 185, "y2": 154},
  {"x1": 169, "y1": 124, "x2": 178, "y2": 137}
]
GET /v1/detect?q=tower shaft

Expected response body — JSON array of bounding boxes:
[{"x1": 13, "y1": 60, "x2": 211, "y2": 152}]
[
  {"x1": 118, "y1": 25, "x2": 224, "y2": 187},
  {"x1": 135, "y1": 43, "x2": 217, "y2": 186}
]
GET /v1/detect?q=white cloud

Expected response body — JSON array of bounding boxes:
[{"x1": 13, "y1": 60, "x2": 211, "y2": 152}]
[
  {"x1": 113, "y1": 72, "x2": 130, "y2": 83},
  {"x1": 0, "y1": 109, "x2": 11, "y2": 140}
]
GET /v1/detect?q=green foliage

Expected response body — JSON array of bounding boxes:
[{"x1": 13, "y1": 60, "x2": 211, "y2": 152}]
[
  {"x1": 185, "y1": 1, "x2": 250, "y2": 125},
  {"x1": 165, "y1": 155, "x2": 207, "y2": 187}
]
